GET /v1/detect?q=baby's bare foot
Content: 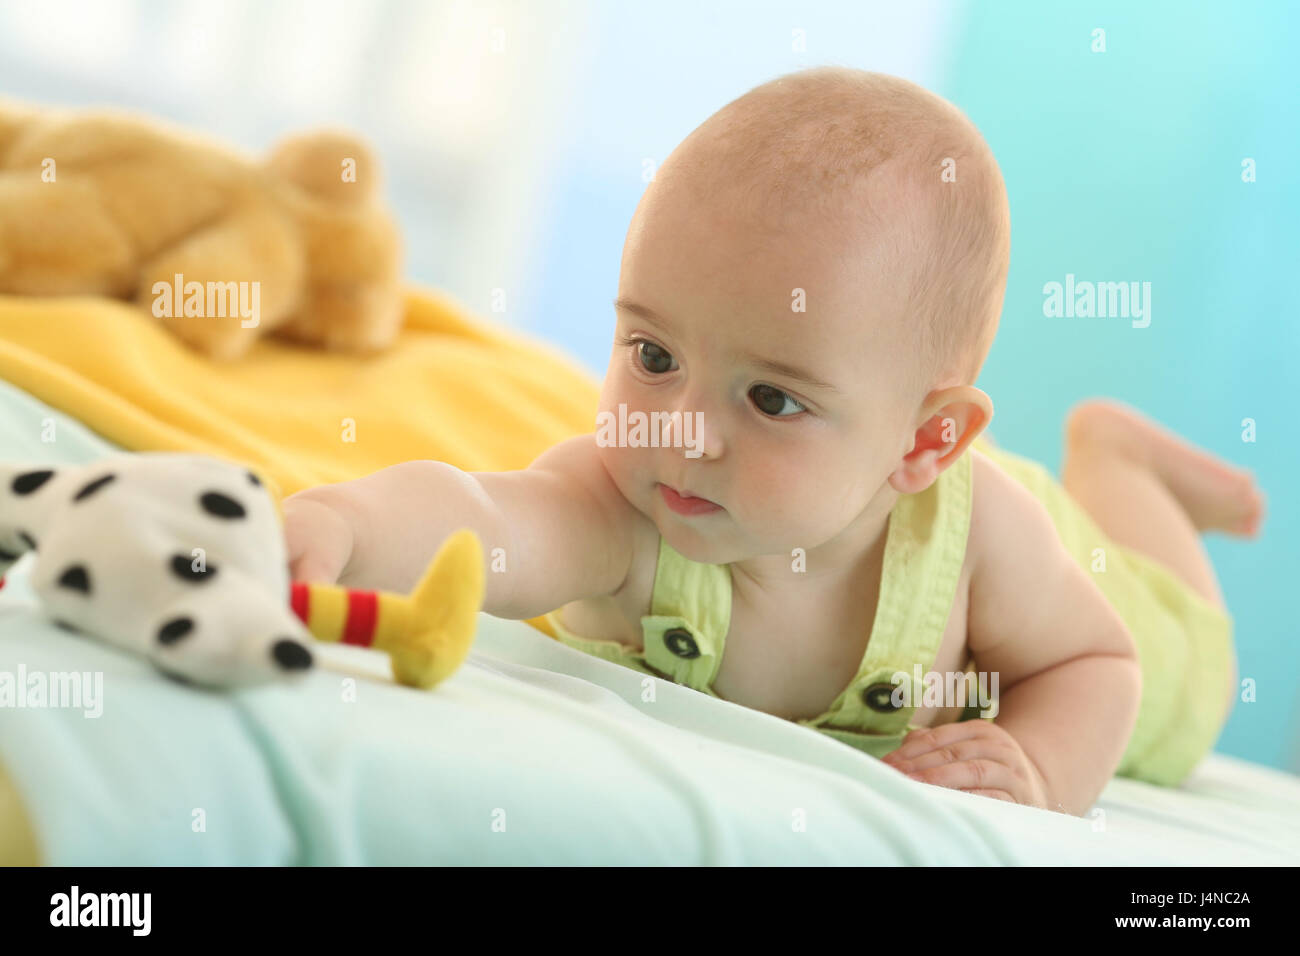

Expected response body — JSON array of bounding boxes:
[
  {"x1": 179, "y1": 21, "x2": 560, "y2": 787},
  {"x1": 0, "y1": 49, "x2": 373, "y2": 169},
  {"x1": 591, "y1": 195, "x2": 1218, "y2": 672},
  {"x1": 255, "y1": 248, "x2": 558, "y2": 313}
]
[{"x1": 1066, "y1": 399, "x2": 1265, "y2": 537}]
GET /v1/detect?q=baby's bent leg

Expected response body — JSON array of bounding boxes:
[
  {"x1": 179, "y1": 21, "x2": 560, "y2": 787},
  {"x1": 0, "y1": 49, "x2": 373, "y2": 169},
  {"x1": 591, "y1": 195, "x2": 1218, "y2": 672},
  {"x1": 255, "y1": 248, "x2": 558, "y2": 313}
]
[
  {"x1": 1065, "y1": 400, "x2": 1263, "y2": 540},
  {"x1": 1060, "y1": 399, "x2": 1259, "y2": 710}
]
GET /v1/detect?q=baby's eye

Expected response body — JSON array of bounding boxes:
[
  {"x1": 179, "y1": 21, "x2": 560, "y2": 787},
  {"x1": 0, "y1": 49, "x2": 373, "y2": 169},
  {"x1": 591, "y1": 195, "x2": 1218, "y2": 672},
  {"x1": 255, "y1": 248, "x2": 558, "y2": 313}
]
[
  {"x1": 635, "y1": 340, "x2": 678, "y2": 374},
  {"x1": 750, "y1": 384, "x2": 806, "y2": 418}
]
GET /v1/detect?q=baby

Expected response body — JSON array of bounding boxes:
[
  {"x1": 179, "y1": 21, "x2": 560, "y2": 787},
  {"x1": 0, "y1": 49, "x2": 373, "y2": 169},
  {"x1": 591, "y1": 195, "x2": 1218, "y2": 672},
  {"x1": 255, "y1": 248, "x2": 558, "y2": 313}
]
[{"x1": 283, "y1": 68, "x2": 1264, "y2": 816}]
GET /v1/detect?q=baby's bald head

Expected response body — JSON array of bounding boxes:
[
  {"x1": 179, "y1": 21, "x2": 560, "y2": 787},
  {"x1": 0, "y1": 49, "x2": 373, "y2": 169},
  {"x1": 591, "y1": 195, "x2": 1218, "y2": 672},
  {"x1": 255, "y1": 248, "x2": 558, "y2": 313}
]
[{"x1": 654, "y1": 67, "x2": 1010, "y2": 399}]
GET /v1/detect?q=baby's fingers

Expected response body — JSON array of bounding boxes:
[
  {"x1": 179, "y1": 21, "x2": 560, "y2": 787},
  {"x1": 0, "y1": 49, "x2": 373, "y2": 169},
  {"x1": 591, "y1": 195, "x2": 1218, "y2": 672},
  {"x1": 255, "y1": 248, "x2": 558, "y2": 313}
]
[
  {"x1": 283, "y1": 495, "x2": 353, "y2": 584},
  {"x1": 883, "y1": 720, "x2": 1002, "y2": 764},
  {"x1": 904, "y1": 758, "x2": 1021, "y2": 798},
  {"x1": 963, "y1": 789, "x2": 1016, "y2": 803},
  {"x1": 886, "y1": 735, "x2": 1019, "y2": 774},
  {"x1": 290, "y1": 550, "x2": 347, "y2": 585}
]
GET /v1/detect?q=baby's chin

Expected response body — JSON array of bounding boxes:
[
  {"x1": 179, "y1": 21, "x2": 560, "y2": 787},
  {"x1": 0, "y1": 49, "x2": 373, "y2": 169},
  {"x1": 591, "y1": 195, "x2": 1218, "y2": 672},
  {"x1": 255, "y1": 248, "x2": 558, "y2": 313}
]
[
  {"x1": 649, "y1": 507, "x2": 769, "y2": 566},
  {"x1": 645, "y1": 498, "x2": 732, "y2": 563},
  {"x1": 657, "y1": 526, "x2": 733, "y2": 565},
  {"x1": 659, "y1": 526, "x2": 812, "y2": 569}
]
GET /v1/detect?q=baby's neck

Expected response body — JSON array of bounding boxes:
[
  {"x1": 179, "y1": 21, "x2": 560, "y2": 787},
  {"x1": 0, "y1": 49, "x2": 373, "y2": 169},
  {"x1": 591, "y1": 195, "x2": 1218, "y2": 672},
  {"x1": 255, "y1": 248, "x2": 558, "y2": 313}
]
[{"x1": 730, "y1": 486, "x2": 897, "y2": 597}]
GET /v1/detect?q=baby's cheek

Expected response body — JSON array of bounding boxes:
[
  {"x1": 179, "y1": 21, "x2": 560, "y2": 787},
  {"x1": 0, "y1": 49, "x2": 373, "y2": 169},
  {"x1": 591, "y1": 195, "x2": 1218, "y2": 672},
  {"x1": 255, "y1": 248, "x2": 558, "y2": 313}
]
[
  {"x1": 598, "y1": 442, "x2": 653, "y2": 508},
  {"x1": 787, "y1": 458, "x2": 864, "y2": 534},
  {"x1": 598, "y1": 365, "x2": 650, "y2": 415},
  {"x1": 595, "y1": 441, "x2": 632, "y2": 487},
  {"x1": 748, "y1": 460, "x2": 816, "y2": 526}
]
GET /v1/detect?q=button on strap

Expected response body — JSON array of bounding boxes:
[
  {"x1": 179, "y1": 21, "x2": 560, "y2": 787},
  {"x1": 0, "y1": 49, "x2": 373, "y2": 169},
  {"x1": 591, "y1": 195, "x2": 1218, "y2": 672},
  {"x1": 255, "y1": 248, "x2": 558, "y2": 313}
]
[
  {"x1": 862, "y1": 681, "x2": 903, "y2": 713},
  {"x1": 663, "y1": 627, "x2": 700, "y2": 659},
  {"x1": 642, "y1": 615, "x2": 720, "y2": 692}
]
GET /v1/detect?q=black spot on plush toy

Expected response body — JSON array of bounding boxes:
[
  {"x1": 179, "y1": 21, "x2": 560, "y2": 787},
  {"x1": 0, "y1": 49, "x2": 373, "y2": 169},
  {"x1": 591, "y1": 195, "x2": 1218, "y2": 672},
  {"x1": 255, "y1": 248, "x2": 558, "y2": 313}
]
[{"x1": 0, "y1": 453, "x2": 483, "y2": 689}]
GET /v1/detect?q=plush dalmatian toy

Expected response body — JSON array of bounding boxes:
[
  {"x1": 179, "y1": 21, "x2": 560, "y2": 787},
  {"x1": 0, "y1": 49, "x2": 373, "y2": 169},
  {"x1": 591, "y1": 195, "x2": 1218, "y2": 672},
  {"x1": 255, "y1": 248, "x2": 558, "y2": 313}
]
[
  {"x1": 0, "y1": 452, "x2": 485, "y2": 689},
  {"x1": 0, "y1": 453, "x2": 314, "y2": 686}
]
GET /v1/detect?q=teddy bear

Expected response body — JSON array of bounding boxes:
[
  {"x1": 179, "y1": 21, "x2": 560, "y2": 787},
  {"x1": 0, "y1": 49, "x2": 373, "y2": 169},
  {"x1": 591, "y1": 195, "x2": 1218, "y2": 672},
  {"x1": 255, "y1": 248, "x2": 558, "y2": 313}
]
[
  {"x1": 0, "y1": 98, "x2": 404, "y2": 360},
  {"x1": 0, "y1": 452, "x2": 484, "y2": 689}
]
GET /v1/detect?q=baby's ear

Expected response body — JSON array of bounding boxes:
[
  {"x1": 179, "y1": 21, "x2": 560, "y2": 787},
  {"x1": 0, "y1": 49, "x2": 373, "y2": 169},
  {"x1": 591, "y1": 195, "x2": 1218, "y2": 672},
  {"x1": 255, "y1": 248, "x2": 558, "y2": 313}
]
[{"x1": 888, "y1": 386, "x2": 992, "y2": 495}]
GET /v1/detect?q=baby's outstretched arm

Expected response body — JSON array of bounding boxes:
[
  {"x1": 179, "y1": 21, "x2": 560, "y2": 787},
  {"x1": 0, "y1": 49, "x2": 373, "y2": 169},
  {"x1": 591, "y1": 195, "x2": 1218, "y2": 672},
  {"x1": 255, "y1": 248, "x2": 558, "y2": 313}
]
[
  {"x1": 887, "y1": 452, "x2": 1142, "y2": 816},
  {"x1": 282, "y1": 434, "x2": 636, "y2": 619}
]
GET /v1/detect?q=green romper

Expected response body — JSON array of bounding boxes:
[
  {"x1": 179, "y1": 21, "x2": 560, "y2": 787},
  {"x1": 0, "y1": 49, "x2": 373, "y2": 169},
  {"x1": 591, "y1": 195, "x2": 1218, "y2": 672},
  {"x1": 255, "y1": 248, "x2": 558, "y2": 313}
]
[
  {"x1": 536, "y1": 447, "x2": 981, "y2": 762},
  {"x1": 532, "y1": 437, "x2": 1235, "y2": 787}
]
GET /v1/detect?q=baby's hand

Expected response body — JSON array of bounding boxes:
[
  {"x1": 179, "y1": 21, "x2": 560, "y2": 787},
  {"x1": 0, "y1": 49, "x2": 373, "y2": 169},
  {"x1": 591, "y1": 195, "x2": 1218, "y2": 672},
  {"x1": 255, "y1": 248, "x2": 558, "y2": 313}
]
[
  {"x1": 881, "y1": 721, "x2": 1053, "y2": 811},
  {"x1": 282, "y1": 494, "x2": 355, "y2": 584}
]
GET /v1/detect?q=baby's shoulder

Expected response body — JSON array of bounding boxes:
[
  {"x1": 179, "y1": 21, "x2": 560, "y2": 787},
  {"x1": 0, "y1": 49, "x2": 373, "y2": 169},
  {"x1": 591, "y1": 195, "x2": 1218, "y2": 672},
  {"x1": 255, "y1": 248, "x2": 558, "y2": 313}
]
[
  {"x1": 541, "y1": 437, "x2": 664, "y2": 610},
  {"x1": 965, "y1": 445, "x2": 1072, "y2": 589},
  {"x1": 564, "y1": 473, "x2": 660, "y2": 648},
  {"x1": 967, "y1": 446, "x2": 1021, "y2": 559},
  {"x1": 612, "y1": 497, "x2": 663, "y2": 614}
]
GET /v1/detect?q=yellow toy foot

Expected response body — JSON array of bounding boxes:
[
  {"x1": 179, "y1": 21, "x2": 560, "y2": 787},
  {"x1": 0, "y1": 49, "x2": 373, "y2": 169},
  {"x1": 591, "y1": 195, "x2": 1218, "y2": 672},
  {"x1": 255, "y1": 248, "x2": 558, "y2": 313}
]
[
  {"x1": 292, "y1": 528, "x2": 485, "y2": 690},
  {"x1": 378, "y1": 528, "x2": 484, "y2": 689}
]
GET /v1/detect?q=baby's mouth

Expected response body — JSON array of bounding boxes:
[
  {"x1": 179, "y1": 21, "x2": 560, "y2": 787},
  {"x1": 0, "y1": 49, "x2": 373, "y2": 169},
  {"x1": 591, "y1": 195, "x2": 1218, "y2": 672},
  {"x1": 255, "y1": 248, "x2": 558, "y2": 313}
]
[{"x1": 658, "y1": 483, "x2": 724, "y2": 516}]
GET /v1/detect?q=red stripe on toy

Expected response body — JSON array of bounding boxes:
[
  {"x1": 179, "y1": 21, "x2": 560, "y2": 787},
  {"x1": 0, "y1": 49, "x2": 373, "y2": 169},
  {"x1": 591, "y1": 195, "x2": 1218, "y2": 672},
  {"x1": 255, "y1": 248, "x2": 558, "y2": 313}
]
[
  {"x1": 290, "y1": 581, "x2": 310, "y2": 623},
  {"x1": 342, "y1": 590, "x2": 378, "y2": 646}
]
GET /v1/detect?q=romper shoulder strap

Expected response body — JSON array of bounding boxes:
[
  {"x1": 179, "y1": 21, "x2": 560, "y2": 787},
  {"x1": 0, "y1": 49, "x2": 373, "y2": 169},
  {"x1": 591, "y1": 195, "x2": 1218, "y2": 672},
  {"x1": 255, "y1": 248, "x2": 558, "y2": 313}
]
[
  {"x1": 639, "y1": 536, "x2": 730, "y2": 694},
  {"x1": 809, "y1": 449, "x2": 975, "y2": 737}
]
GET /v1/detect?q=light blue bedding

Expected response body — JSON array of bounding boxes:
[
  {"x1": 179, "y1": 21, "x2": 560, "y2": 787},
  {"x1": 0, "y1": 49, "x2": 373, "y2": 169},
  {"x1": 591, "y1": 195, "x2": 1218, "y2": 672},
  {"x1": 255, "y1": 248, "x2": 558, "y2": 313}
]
[{"x1": 2, "y1": 378, "x2": 1298, "y2": 865}]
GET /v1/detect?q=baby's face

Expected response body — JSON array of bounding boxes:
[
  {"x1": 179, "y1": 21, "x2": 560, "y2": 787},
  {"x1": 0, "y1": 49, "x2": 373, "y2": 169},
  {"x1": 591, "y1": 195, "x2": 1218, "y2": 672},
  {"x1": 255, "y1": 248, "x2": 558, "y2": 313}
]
[{"x1": 597, "y1": 174, "x2": 921, "y2": 565}]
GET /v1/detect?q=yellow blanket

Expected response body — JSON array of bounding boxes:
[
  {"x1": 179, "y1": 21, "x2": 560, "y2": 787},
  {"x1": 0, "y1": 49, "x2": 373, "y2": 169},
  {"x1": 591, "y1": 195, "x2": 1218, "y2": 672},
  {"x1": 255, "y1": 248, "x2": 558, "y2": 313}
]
[{"x1": 0, "y1": 288, "x2": 601, "y2": 493}]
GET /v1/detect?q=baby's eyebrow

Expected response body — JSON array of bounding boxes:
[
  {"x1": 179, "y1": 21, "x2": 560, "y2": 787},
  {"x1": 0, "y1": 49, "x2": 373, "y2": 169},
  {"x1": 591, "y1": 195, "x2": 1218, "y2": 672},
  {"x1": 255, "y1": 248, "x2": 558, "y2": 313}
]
[
  {"x1": 613, "y1": 298, "x2": 670, "y2": 327},
  {"x1": 613, "y1": 297, "x2": 841, "y2": 393},
  {"x1": 743, "y1": 353, "x2": 841, "y2": 393}
]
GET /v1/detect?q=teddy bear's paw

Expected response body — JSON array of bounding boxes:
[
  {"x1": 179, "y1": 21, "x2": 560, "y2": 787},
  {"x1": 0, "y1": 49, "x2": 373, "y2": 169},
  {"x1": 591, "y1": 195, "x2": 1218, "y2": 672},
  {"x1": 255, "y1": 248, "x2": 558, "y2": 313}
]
[
  {"x1": 134, "y1": 201, "x2": 307, "y2": 359},
  {"x1": 277, "y1": 282, "x2": 405, "y2": 353}
]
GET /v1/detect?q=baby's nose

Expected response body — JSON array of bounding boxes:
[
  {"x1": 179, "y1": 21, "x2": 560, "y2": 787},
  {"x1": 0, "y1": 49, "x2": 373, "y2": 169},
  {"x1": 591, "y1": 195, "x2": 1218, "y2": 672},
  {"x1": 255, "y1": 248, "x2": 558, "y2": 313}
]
[
  {"x1": 670, "y1": 406, "x2": 722, "y2": 460},
  {"x1": 661, "y1": 380, "x2": 727, "y2": 460}
]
